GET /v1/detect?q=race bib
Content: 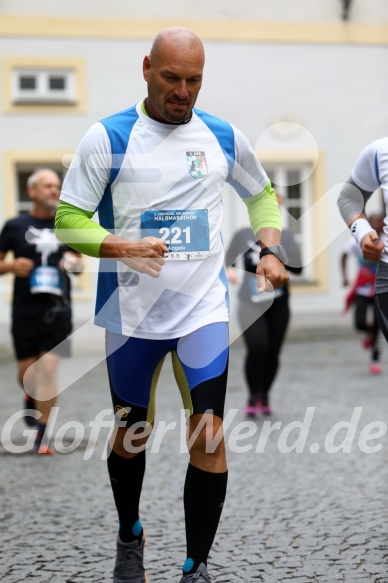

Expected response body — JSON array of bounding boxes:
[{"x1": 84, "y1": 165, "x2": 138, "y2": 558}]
[
  {"x1": 30, "y1": 266, "x2": 63, "y2": 296},
  {"x1": 141, "y1": 209, "x2": 210, "y2": 260}
]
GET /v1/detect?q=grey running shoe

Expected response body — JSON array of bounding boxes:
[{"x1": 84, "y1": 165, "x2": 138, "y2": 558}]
[
  {"x1": 179, "y1": 563, "x2": 215, "y2": 582},
  {"x1": 113, "y1": 536, "x2": 148, "y2": 583}
]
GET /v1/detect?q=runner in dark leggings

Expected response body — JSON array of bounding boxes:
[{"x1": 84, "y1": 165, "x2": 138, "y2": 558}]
[
  {"x1": 375, "y1": 293, "x2": 388, "y2": 342},
  {"x1": 226, "y1": 224, "x2": 302, "y2": 416},
  {"x1": 237, "y1": 292, "x2": 290, "y2": 414}
]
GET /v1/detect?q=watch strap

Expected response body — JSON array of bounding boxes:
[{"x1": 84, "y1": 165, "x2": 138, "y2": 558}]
[{"x1": 259, "y1": 245, "x2": 288, "y2": 264}]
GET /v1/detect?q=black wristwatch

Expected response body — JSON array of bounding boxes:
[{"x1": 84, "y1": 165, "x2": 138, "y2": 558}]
[{"x1": 259, "y1": 245, "x2": 288, "y2": 264}]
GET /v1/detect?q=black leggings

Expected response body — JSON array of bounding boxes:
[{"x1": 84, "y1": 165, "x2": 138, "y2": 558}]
[
  {"x1": 353, "y1": 295, "x2": 380, "y2": 357},
  {"x1": 375, "y1": 293, "x2": 388, "y2": 343},
  {"x1": 238, "y1": 298, "x2": 290, "y2": 405}
]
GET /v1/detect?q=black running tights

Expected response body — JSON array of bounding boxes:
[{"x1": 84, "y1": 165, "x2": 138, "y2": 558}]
[
  {"x1": 375, "y1": 292, "x2": 388, "y2": 342},
  {"x1": 238, "y1": 298, "x2": 290, "y2": 405}
]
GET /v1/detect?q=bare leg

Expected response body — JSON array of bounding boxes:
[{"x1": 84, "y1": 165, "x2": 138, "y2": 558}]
[
  {"x1": 22, "y1": 351, "x2": 60, "y2": 425},
  {"x1": 187, "y1": 413, "x2": 226, "y2": 472}
]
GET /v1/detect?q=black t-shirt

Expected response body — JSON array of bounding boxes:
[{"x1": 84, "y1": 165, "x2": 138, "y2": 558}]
[{"x1": 0, "y1": 213, "x2": 72, "y2": 320}]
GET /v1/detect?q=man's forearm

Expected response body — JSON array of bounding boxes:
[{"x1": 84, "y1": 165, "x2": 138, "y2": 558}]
[
  {"x1": 242, "y1": 182, "x2": 282, "y2": 235},
  {"x1": 256, "y1": 227, "x2": 282, "y2": 248},
  {"x1": 0, "y1": 261, "x2": 13, "y2": 275},
  {"x1": 55, "y1": 200, "x2": 109, "y2": 257},
  {"x1": 337, "y1": 178, "x2": 371, "y2": 226},
  {"x1": 100, "y1": 235, "x2": 149, "y2": 259},
  {"x1": 100, "y1": 234, "x2": 167, "y2": 260}
]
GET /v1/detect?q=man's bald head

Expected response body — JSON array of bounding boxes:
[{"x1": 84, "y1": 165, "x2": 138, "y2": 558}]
[
  {"x1": 143, "y1": 27, "x2": 205, "y2": 124},
  {"x1": 149, "y1": 27, "x2": 205, "y2": 67}
]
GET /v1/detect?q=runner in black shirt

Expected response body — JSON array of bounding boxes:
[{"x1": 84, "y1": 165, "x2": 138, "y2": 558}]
[{"x1": 0, "y1": 169, "x2": 83, "y2": 454}]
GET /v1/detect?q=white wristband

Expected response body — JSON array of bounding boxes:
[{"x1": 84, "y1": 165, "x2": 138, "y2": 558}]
[{"x1": 350, "y1": 218, "x2": 373, "y2": 247}]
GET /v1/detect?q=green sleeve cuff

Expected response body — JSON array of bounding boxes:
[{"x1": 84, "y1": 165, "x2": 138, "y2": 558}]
[
  {"x1": 242, "y1": 181, "x2": 282, "y2": 234},
  {"x1": 55, "y1": 200, "x2": 110, "y2": 257}
]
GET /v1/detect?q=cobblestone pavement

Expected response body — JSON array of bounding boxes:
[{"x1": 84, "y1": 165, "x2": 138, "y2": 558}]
[{"x1": 1, "y1": 334, "x2": 388, "y2": 582}]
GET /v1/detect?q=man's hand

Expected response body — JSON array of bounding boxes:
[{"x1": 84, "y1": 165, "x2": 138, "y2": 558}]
[
  {"x1": 361, "y1": 231, "x2": 384, "y2": 262},
  {"x1": 256, "y1": 255, "x2": 289, "y2": 293},
  {"x1": 121, "y1": 237, "x2": 168, "y2": 277},
  {"x1": 123, "y1": 256, "x2": 166, "y2": 278},
  {"x1": 226, "y1": 266, "x2": 238, "y2": 285},
  {"x1": 100, "y1": 235, "x2": 168, "y2": 279},
  {"x1": 12, "y1": 257, "x2": 35, "y2": 278},
  {"x1": 124, "y1": 236, "x2": 169, "y2": 259},
  {"x1": 61, "y1": 252, "x2": 85, "y2": 274}
]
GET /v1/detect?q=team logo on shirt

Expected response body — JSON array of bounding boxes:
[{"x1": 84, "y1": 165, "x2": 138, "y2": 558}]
[
  {"x1": 186, "y1": 151, "x2": 208, "y2": 178},
  {"x1": 25, "y1": 227, "x2": 61, "y2": 265}
]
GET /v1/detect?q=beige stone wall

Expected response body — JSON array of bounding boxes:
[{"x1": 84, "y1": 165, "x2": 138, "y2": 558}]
[{"x1": 1, "y1": 0, "x2": 387, "y2": 25}]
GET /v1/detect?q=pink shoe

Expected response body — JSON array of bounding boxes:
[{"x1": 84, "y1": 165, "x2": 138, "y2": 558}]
[
  {"x1": 243, "y1": 404, "x2": 258, "y2": 416},
  {"x1": 369, "y1": 363, "x2": 382, "y2": 375},
  {"x1": 243, "y1": 400, "x2": 262, "y2": 417},
  {"x1": 34, "y1": 444, "x2": 55, "y2": 455},
  {"x1": 259, "y1": 404, "x2": 273, "y2": 416}
]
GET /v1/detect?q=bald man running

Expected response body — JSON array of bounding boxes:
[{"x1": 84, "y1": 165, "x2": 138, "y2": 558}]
[{"x1": 56, "y1": 27, "x2": 288, "y2": 582}]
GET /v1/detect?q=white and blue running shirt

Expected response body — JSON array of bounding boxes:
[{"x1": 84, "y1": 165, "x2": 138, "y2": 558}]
[
  {"x1": 351, "y1": 137, "x2": 388, "y2": 265},
  {"x1": 61, "y1": 101, "x2": 271, "y2": 339}
]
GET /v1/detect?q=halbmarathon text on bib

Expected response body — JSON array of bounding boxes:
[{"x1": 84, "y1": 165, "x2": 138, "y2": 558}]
[{"x1": 141, "y1": 209, "x2": 210, "y2": 260}]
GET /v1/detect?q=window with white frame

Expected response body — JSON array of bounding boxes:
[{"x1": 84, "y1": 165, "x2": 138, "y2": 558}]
[
  {"x1": 11, "y1": 69, "x2": 76, "y2": 104},
  {"x1": 266, "y1": 164, "x2": 314, "y2": 281}
]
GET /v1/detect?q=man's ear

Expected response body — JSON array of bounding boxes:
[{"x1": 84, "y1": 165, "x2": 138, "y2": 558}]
[
  {"x1": 27, "y1": 185, "x2": 35, "y2": 202},
  {"x1": 143, "y1": 56, "x2": 151, "y2": 81}
]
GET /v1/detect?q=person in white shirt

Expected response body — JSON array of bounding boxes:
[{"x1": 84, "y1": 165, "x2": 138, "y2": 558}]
[
  {"x1": 341, "y1": 214, "x2": 384, "y2": 374},
  {"x1": 338, "y1": 138, "x2": 388, "y2": 347},
  {"x1": 55, "y1": 27, "x2": 288, "y2": 583}
]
